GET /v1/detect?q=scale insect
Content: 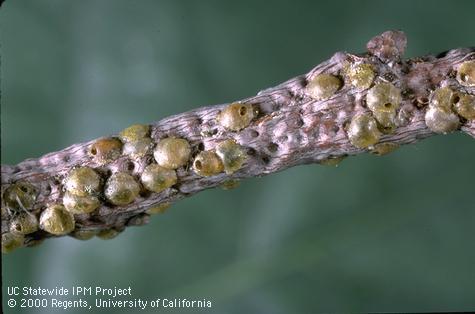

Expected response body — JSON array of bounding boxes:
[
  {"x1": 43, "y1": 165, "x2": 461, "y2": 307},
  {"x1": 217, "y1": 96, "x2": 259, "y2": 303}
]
[{"x1": 2, "y1": 182, "x2": 39, "y2": 224}]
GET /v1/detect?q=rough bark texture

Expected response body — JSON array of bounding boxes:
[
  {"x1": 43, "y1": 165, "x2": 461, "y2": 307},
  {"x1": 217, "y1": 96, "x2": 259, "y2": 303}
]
[{"x1": 1, "y1": 31, "x2": 474, "y2": 250}]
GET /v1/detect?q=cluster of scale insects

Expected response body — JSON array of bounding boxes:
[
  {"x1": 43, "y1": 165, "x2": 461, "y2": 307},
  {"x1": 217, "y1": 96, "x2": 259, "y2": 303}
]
[
  {"x1": 306, "y1": 59, "x2": 475, "y2": 152},
  {"x1": 1, "y1": 104, "x2": 251, "y2": 253},
  {"x1": 2, "y1": 57, "x2": 475, "y2": 253}
]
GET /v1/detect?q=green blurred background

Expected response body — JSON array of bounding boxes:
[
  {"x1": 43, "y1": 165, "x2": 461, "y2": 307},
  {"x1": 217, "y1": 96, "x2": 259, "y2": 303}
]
[{"x1": 1, "y1": 1, "x2": 475, "y2": 313}]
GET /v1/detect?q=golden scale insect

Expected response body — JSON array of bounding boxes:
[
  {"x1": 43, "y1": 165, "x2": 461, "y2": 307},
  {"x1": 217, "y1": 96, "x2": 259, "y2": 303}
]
[
  {"x1": 97, "y1": 228, "x2": 122, "y2": 240},
  {"x1": 453, "y1": 93, "x2": 475, "y2": 120},
  {"x1": 457, "y1": 60, "x2": 475, "y2": 87},
  {"x1": 193, "y1": 151, "x2": 224, "y2": 177},
  {"x1": 424, "y1": 87, "x2": 460, "y2": 134},
  {"x1": 306, "y1": 73, "x2": 342, "y2": 100},
  {"x1": 63, "y1": 166, "x2": 102, "y2": 214},
  {"x1": 120, "y1": 124, "x2": 153, "y2": 158},
  {"x1": 2, "y1": 232, "x2": 25, "y2": 254},
  {"x1": 71, "y1": 230, "x2": 98, "y2": 241},
  {"x1": 221, "y1": 180, "x2": 240, "y2": 190},
  {"x1": 104, "y1": 172, "x2": 140, "y2": 206},
  {"x1": 319, "y1": 156, "x2": 345, "y2": 167},
  {"x1": 39, "y1": 204, "x2": 75, "y2": 236},
  {"x1": 3, "y1": 181, "x2": 38, "y2": 215},
  {"x1": 347, "y1": 113, "x2": 381, "y2": 149},
  {"x1": 371, "y1": 143, "x2": 400, "y2": 156},
  {"x1": 141, "y1": 164, "x2": 177, "y2": 193},
  {"x1": 344, "y1": 63, "x2": 375, "y2": 91},
  {"x1": 215, "y1": 139, "x2": 247, "y2": 175},
  {"x1": 366, "y1": 82, "x2": 401, "y2": 133},
  {"x1": 2, "y1": 181, "x2": 40, "y2": 253},
  {"x1": 217, "y1": 103, "x2": 258, "y2": 131},
  {"x1": 153, "y1": 137, "x2": 191, "y2": 169},
  {"x1": 146, "y1": 202, "x2": 171, "y2": 214},
  {"x1": 9, "y1": 212, "x2": 38, "y2": 235},
  {"x1": 89, "y1": 137, "x2": 123, "y2": 164}
]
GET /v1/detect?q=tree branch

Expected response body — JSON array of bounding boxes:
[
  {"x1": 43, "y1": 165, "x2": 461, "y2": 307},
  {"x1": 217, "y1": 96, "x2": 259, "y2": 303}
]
[{"x1": 2, "y1": 30, "x2": 474, "y2": 252}]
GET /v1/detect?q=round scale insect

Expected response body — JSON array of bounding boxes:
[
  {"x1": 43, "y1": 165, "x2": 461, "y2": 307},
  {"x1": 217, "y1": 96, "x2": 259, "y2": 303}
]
[
  {"x1": 140, "y1": 164, "x2": 177, "y2": 193},
  {"x1": 319, "y1": 156, "x2": 345, "y2": 167},
  {"x1": 2, "y1": 232, "x2": 24, "y2": 254},
  {"x1": 374, "y1": 111, "x2": 398, "y2": 133},
  {"x1": 39, "y1": 204, "x2": 75, "y2": 235},
  {"x1": 217, "y1": 103, "x2": 258, "y2": 131},
  {"x1": 3, "y1": 181, "x2": 37, "y2": 214},
  {"x1": 453, "y1": 93, "x2": 475, "y2": 120},
  {"x1": 127, "y1": 214, "x2": 150, "y2": 227},
  {"x1": 430, "y1": 87, "x2": 456, "y2": 111},
  {"x1": 71, "y1": 230, "x2": 98, "y2": 241},
  {"x1": 119, "y1": 124, "x2": 150, "y2": 142},
  {"x1": 153, "y1": 137, "x2": 191, "y2": 169},
  {"x1": 64, "y1": 167, "x2": 101, "y2": 197},
  {"x1": 193, "y1": 151, "x2": 224, "y2": 177},
  {"x1": 425, "y1": 87, "x2": 460, "y2": 134},
  {"x1": 97, "y1": 228, "x2": 121, "y2": 240},
  {"x1": 63, "y1": 192, "x2": 100, "y2": 214},
  {"x1": 25, "y1": 238, "x2": 45, "y2": 248},
  {"x1": 221, "y1": 179, "x2": 240, "y2": 190},
  {"x1": 425, "y1": 107, "x2": 460, "y2": 134},
  {"x1": 9, "y1": 212, "x2": 38, "y2": 235},
  {"x1": 345, "y1": 63, "x2": 375, "y2": 90},
  {"x1": 119, "y1": 124, "x2": 153, "y2": 158},
  {"x1": 104, "y1": 172, "x2": 140, "y2": 206},
  {"x1": 457, "y1": 60, "x2": 475, "y2": 86},
  {"x1": 366, "y1": 82, "x2": 401, "y2": 130},
  {"x1": 215, "y1": 139, "x2": 247, "y2": 174},
  {"x1": 90, "y1": 137, "x2": 123, "y2": 164},
  {"x1": 146, "y1": 202, "x2": 171, "y2": 214},
  {"x1": 371, "y1": 142, "x2": 399, "y2": 156},
  {"x1": 347, "y1": 113, "x2": 381, "y2": 148},
  {"x1": 306, "y1": 73, "x2": 342, "y2": 100},
  {"x1": 123, "y1": 138, "x2": 153, "y2": 158}
]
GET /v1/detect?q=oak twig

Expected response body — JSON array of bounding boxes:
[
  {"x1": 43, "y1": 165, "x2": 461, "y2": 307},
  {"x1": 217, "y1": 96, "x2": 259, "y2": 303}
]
[{"x1": 1, "y1": 30, "x2": 474, "y2": 251}]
